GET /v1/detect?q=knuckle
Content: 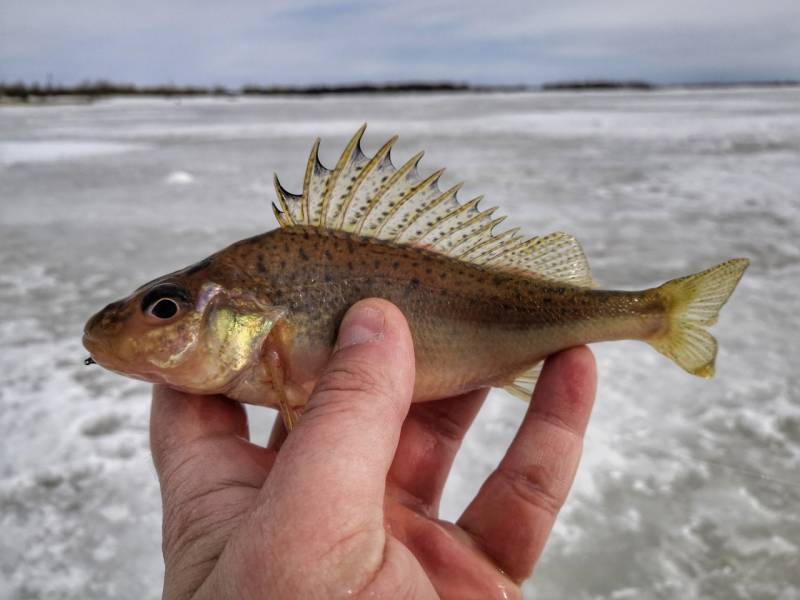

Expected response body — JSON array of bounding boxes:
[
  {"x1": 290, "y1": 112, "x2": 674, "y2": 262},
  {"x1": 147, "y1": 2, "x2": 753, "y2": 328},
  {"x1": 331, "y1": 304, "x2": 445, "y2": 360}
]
[
  {"x1": 418, "y1": 403, "x2": 466, "y2": 443},
  {"x1": 314, "y1": 358, "x2": 391, "y2": 403},
  {"x1": 532, "y1": 408, "x2": 582, "y2": 440},
  {"x1": 495, "y1": 464, "x2": 564, "y2": 517}
]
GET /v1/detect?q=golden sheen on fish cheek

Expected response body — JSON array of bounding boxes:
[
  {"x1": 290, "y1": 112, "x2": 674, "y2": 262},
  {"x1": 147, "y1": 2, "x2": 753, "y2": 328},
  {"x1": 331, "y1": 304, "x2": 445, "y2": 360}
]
[{"x1": 206, "y1": 308, "x2": 276, "y2": 374}]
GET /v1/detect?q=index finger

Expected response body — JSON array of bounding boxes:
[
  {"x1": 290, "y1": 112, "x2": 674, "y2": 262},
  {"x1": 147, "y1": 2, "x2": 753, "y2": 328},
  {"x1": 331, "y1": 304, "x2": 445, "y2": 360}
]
[{"x1": 457, "y1": 346, "x2": 597, "y2": 582}]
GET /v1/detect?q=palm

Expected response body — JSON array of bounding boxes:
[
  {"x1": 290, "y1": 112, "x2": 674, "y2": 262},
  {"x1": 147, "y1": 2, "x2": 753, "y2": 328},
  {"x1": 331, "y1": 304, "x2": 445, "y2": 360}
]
[
  {"x1": 153, "y1": 346, "x2": 596, "y2": 599},
  {"x1": 157, "y1": 393, "x2": 511, "y2": 598}
]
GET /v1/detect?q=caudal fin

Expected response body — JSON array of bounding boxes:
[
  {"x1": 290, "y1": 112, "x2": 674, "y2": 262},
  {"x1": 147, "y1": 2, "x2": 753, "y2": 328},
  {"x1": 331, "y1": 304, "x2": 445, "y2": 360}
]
[{"x1": 648, "y1": 258, "x2": 749, "y2": 378}]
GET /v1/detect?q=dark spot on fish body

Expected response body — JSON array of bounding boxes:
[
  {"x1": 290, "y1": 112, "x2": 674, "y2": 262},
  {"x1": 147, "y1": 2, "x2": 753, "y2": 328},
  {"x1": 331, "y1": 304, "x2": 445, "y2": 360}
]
[
  {"x1": 303, "y1": 231, "x2": 310, "y2": 241},
  {"x1": 347, "y1": 261, "x2": 353, "y2": 271},
  {"x1": 392, "y1": 261, "x2": 400, "y2": 270},
  {"x1": 299, "y1": 248, "x2": 310, "y2": 261},
  {"x1": 324, "y1": 250, "x2": 333, "y2": 260},
  {"x1": 405, "y1": 277, "x2": 420, "y2": 297}
]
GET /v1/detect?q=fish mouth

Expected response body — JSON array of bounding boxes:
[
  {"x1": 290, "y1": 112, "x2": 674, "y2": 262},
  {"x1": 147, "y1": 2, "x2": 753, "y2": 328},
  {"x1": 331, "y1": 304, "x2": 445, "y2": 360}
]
[
  {"x1": 81, "y1": 330, "x2": 168, "y2": 384},
  {"x1": 82, "y1": 331, "x2": 113, "y2": 369}
]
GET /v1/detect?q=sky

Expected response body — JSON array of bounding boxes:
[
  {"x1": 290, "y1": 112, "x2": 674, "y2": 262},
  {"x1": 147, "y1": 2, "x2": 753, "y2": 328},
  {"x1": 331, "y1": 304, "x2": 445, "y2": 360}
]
[{"x1": 1, "y1": 0, "x2": 799, "y2": 87}]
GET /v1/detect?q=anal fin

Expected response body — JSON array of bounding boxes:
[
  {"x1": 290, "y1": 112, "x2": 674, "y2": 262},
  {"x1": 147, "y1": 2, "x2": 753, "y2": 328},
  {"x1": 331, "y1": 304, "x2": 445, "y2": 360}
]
[{"x1": 502, "y1": 362, "x2": 543, "y2": 402}]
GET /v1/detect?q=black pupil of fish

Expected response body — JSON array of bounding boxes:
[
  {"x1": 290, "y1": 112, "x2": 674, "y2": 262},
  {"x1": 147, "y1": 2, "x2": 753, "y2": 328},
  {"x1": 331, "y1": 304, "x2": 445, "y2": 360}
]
[{"x1": 150, "y1": 298, "x2": 178, "y2": 319}]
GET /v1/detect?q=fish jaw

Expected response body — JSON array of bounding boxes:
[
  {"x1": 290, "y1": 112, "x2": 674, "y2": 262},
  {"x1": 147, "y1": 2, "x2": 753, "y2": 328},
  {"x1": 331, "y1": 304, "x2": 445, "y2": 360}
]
[
  {"x1": 83, "y1": 274, "x2": 288, "y2": 397},
  {"x1": 82, "y1": 301, "x2": 205, "y2": 386}
]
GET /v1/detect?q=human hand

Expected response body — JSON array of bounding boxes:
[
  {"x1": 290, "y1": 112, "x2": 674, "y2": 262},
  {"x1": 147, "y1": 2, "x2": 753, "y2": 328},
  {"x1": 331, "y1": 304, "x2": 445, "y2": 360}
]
[{"x1": 150, "y1": 299, "x2": 597, "y2": 599}]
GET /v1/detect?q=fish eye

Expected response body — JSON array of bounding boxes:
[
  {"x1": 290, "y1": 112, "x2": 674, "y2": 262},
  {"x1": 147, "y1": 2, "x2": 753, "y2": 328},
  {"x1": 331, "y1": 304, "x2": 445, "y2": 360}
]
[
  {"x1": 147, "y1": 298, "x2": 179, "y2": 320},
  {"x1": 141, "y1": 283, "x2": 190, "y2": 321}
]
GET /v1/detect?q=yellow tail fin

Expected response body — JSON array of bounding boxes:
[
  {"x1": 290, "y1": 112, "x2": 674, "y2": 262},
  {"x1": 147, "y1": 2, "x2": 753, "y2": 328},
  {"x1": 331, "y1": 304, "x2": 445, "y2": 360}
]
[{"x1": 648, "y1": 258, "x2": 749, "y2": 378}]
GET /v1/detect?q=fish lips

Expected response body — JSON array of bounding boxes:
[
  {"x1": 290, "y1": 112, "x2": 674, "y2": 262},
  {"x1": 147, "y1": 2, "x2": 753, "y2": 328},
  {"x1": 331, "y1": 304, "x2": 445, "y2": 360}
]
[{"x1": 82, "y1": 329, "x2": 109, "y2": 368}]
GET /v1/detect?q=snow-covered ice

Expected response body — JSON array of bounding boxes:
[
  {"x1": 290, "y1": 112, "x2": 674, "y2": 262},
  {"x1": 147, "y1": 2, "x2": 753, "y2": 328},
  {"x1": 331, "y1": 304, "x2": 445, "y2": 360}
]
[{"x1": 1, "y1": 88, "x2": 798, "y2": 599}]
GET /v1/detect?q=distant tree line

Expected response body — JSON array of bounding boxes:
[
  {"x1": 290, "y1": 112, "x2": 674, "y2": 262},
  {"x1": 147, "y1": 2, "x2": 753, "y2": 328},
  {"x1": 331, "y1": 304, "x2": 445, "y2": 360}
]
[
  {"x1": 0, "y1": 80, "x2": 524, "y2": 100},
  {"x1": 1, "y1": 79, "x2": 796, "y2": 101}
]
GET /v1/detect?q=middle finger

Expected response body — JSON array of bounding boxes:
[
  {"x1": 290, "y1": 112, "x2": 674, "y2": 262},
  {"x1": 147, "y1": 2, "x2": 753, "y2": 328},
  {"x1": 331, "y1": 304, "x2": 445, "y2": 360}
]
[{"x1": 387, "y1": 388, "x2": 488, "y2": 514}]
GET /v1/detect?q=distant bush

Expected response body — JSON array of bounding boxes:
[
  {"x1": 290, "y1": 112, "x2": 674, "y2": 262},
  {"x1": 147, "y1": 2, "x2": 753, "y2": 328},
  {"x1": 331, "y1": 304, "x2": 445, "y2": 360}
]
[{"x1": 542, "y1": 80, "x2": 654, "y2": 91}]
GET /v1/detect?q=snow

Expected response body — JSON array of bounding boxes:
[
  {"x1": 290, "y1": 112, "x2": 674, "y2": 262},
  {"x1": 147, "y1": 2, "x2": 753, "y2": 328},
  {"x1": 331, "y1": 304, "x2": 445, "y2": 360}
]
[
  {"x1": 0, "y1": 141, "x2": 143, "y2": 165},
  {"x1": 1, "y1": 87, "x2": 798, "y2": 599}
]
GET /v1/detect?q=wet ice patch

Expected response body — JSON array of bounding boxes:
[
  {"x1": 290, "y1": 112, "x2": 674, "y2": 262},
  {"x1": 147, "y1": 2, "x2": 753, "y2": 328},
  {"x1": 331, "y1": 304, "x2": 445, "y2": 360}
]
[
  {"x1": 0, "y1": 140, "x2": 143, "y2": 165},
  {"x1": 165, "y1": 170, "x2": 195, "y2": 185}
]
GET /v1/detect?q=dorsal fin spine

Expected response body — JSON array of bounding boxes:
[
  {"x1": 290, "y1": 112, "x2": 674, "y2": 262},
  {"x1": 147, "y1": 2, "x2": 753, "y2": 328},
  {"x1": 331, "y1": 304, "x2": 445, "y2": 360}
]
[
  {"x1": 422, "y1": 196, "x2": 482, "y2": 244},
  {"x1": 486, "y1": 235, "x2": 536, "y2": 265},
  {"x1": 454, "y1": 215, "x2": 508, "y2": 258},
  {"x1": 301, "y1": 138, "x2": 321, "y2": 223},
  {"x1": 320, "y1": 124, "x2": 366, "y2": 227},
  {"x1": 354, "y1": 150, "x2": 424, "y2": 234},
  {"x1": 434, "y1": 204, "x2": 497, "y2": 251},
  {"x1": 271, "y1": 202, "x2": 291, "y2": 227},
  {"x1": 374, "y1": 168, "x2": 445, "y2": 237},
  {"x1": 273, "y1": 173, "x2": 296, "y2": 225},
  {"x1": 468, "y1": 227, "x2": 521, "y2": 261},
  {"x1": 336, "y1": 135, "x2": 398, "y2": 230},
  {"x1": 436, "y1": 205, "x2": 497, "y2": 251},
  {"x1": 399, "y1": 182, "x2": 464, "y2": 241}
]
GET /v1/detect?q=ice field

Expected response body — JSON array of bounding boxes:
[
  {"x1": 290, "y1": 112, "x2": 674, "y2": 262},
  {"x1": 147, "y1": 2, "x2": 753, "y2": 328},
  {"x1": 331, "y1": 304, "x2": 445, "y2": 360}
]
[{"x1": 1, "y1": 87, "x2": 799, "y2": 599}]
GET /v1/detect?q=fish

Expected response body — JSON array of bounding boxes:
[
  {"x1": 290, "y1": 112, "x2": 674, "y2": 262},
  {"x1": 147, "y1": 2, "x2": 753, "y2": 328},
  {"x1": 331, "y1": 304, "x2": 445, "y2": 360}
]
[{"x1": 83, "y1": 125, "x2": 749, "y2": 429}]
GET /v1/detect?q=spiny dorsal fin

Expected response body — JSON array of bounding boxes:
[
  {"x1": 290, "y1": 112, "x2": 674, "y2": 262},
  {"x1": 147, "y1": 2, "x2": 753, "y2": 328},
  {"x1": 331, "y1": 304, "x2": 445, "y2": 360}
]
[{"x1": 273, "y1": 126, "x2": 595, "y2": 288}]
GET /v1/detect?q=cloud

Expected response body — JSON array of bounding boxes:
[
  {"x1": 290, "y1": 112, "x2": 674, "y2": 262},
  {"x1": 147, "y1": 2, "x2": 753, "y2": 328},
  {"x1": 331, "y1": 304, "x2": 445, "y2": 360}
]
[{"x1": 1, "y1": 0, "x2": 798, "y2": 86}]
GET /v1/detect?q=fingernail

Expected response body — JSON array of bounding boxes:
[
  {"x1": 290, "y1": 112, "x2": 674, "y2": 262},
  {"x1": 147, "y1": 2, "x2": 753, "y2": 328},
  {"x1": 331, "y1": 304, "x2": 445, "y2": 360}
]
[{"x1": 337, "y1": 305, "x2": 385, "y2": 349}]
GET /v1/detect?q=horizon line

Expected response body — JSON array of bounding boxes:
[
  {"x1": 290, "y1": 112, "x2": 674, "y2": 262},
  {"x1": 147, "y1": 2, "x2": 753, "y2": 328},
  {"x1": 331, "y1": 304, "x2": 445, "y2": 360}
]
[{"x1": 2, "y1": 78, "x2": 799, "y2": 100}]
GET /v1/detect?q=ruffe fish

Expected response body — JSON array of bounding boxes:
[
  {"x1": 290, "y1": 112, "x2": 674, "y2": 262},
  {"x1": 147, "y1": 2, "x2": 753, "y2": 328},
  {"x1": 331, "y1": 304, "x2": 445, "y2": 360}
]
[{"x1": 83, "y1": 126, "x2": 748, "y2": 429}]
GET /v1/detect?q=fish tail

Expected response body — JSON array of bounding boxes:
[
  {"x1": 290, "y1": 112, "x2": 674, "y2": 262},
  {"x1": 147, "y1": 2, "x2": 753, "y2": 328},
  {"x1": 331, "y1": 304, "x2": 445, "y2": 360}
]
[{"x1": 647, "y1": 258, "x2": 749, "y2": 378}]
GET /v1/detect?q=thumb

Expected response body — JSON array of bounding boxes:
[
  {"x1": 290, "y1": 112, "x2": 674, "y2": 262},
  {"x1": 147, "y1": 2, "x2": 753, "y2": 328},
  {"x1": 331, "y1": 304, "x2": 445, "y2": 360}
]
[
  {"x1": 267, "y1": 298, "x2": 415, "y2": 517},
  {"x1": 208, "y1": 303, "x2": 419, "y2": 600}
]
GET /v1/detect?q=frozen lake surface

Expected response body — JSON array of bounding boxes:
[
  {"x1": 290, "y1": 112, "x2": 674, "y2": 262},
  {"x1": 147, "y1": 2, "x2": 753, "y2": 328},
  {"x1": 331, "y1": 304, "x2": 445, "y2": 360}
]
[{"x1": 1, "y1": 88, "x2": 798, "y2": 599}]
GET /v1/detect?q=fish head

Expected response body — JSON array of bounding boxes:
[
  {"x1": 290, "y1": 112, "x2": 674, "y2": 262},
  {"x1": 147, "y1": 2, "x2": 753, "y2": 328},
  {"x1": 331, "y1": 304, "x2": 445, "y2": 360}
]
[{"x1": 83, "y1": 268, "x2": 284, "y2": 394}]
